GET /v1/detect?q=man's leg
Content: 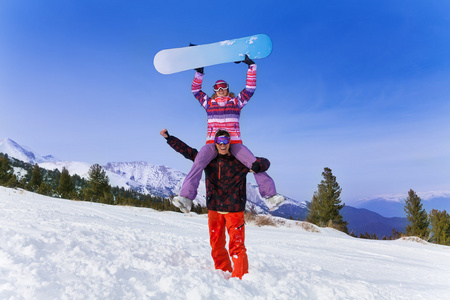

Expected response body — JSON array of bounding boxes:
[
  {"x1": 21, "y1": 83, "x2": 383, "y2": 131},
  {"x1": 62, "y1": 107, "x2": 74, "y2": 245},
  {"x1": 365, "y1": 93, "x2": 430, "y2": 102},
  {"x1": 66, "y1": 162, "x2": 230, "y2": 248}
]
[
  {"x1": 208, "y1": 211, "x2": 232, "y2": 273},
  {"x1": 225, "y1": 211, "x2": 248, "y2": 279},
  {"x1": 180, "y1": 144, "x2": 217, "y2": 200}
]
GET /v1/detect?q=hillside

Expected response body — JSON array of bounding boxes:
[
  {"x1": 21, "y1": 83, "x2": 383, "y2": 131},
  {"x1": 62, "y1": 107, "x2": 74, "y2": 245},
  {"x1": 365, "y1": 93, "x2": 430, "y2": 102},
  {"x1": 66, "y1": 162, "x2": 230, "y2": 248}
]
[{"x1": 1, "y1": 186, "x2": 449, "y2": 299}]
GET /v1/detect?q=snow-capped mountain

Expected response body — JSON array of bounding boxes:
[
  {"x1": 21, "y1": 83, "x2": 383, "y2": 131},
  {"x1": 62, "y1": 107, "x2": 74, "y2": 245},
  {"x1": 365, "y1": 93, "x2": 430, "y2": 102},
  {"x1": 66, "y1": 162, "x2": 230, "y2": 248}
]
[
  {"x1": 0, "y1": 138, "x2": 60, "y2": 164},
  {"x1": 0, "y1": 138, "x2": 305, "y2": 216},
  {"x1": 103, "y1": 162, "x2": 187, "y2": 197},
  {"x1": 102, "y1": 161, "x2": 275, "y2": 214}
]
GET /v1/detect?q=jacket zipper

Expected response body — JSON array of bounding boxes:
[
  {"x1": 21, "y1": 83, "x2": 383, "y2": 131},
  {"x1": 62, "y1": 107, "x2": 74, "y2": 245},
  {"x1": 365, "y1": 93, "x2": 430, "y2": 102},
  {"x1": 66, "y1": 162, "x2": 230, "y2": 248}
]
[{"x1": 218, "y1": 161, "x2": 222, "y2": 180}]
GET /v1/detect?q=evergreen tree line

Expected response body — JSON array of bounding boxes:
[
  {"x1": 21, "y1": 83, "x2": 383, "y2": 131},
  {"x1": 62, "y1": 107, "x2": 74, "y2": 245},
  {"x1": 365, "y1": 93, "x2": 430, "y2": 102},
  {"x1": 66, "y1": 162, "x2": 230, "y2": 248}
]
[
  {"x1": 305, "y1": 167, "x2": 450, "y2": 246},
  {"x1": 0, "y1": 153, "x2": 209, "y2": 213}
]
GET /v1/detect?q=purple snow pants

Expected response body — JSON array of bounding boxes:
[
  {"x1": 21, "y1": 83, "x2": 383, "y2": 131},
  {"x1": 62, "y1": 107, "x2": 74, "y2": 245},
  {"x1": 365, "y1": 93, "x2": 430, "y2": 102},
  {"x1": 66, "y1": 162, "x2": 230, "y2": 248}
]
[{"x1": 179, "y1": 143, "x2": 276, "y2": 200}]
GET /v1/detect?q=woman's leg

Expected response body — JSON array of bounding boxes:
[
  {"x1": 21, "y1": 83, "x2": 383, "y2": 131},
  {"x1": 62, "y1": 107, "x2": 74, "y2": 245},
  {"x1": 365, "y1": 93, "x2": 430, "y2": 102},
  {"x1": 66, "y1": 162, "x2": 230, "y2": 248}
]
[
  {"x1": 180, "y1": 144, "x2": 217, "y2": 200},
  {"x1": 230, "y1": 144, "x2": 277, "y2": 198}
]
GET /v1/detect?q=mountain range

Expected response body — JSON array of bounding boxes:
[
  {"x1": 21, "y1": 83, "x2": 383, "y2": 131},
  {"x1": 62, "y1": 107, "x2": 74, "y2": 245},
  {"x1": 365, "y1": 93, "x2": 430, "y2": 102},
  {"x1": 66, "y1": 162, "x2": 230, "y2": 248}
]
[
  {"x1": 354, "y1": 194, "x2": 450, "y2": 218},
  {"x1": 0, "y1": 138, "x2": 299, "y2": 215},
  {"x1": 4, "y1": 137, "x2": 442, "y2": 238}
]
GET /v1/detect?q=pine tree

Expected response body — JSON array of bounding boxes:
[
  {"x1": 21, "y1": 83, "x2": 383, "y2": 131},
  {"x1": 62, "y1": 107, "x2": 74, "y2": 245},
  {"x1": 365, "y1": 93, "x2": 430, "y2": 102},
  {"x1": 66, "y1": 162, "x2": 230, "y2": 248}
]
[
  {"x1": 404, "y1": 189, "x2": 430, "y2": 239},
  {"x1": 429, "y1": 209, "x2": 450, "y2": 245},
  {"x1": 84, "y1": 164, "x2": 112, "y2": 202},
  {"x1": 0, "y1": 155, "x2": 13, "y2": 184},
  {"x1": 27, "y1": 164, "x2": 43, "y2": 191},
  {"x1": 37, "y1": 182, "x2": 52, "y2": 196},
  {"x1": 307, "y1": 193, "x2": 319, "y2": 224},
  {"x1": 6, "y1": 174, "x2": 18, "y2": 188},
  {"x1": 306, "y1": 167, "x2": 348, "y2": 233},
  {"x1": 57, "y1": 167, "x2": 75, "y2": 199}
]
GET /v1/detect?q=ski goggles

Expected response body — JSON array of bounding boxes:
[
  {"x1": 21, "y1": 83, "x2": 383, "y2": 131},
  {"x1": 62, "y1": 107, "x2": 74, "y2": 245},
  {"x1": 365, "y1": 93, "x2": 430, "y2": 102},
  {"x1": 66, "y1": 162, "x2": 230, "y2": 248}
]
[
  {"x1": 213, "y1": 82, "x2": 229, "y2": 92},
  {"x1": 214, "y1": 135, "x2": 230, "y2": 145}
]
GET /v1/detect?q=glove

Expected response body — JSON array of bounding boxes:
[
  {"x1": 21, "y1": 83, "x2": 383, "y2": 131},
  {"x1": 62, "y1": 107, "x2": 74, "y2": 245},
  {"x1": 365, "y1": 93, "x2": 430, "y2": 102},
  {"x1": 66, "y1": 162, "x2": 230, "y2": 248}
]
[
  {"x1": 250, "y1": 161, "x2": 261, "y2": 173},
  {"x1": 194, "y1": 67, "x2": 204, "y2": 74},
  {"x1": 243, "y1": 54, "x2": 255, "y2": 66}
]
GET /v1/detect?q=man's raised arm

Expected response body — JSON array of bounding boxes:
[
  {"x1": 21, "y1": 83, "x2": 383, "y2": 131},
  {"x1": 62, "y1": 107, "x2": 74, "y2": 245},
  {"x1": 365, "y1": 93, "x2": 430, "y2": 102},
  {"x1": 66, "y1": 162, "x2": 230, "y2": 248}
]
[{"x1": 160, "y1": 129, "x2": 198, "y2": 162}]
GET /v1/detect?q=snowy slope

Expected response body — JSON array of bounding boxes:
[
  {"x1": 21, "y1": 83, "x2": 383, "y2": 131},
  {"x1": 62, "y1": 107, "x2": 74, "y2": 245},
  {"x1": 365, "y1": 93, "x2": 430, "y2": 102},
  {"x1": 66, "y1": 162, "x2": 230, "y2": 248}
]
[
  {"x1": 37, "y1": 160, "x2": 134, "y2": 193},
  {"x1": 1, "y1": 186, "x2": 449, "y2": 299},
  {"x1": 104, "y1": 162, "x2": 186, "y2": 195},
  {"x1": 38, "y1": 161, "x2": 92, "y2": 178}
]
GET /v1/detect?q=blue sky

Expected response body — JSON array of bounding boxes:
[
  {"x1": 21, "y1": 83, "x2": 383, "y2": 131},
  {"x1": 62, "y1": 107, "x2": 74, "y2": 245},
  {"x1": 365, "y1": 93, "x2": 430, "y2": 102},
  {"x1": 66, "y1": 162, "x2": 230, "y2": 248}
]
[{"x1": 1, "y1": 0, "x2": 449, "y2": 205}]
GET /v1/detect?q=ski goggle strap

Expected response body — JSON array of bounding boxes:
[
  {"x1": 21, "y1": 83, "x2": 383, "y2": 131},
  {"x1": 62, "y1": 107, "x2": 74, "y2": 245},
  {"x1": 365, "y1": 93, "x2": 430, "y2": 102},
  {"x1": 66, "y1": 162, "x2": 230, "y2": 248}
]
[
  {"x1": 214, "y1": 135, "x2": 230, "y2": 145},
  {"x1": 213, "y1": 82, "x2": 229, "y2": 92}
]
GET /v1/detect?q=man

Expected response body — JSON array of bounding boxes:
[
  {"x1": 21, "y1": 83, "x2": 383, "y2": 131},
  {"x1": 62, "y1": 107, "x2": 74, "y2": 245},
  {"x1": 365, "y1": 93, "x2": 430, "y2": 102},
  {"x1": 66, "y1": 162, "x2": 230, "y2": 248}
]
[{"x1": 160, "y1": 128, "x2": 273, "y2": 279}]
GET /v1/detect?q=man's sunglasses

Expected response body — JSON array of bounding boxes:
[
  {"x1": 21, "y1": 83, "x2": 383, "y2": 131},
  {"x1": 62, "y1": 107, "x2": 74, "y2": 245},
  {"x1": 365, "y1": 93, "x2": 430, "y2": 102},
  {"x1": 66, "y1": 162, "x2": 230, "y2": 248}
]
[
  {"x1": 213, "y1": 83, "x2": 229, "y2": 92},
  {"x1": 214, "y1": 136, "x2": 230, "y2": 145}
]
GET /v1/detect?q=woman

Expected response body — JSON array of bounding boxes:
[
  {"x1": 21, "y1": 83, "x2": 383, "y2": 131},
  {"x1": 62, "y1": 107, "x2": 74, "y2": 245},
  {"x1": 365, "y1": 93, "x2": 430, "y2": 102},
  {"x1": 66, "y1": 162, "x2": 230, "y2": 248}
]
[{"x1": 177, "y1": 55, "x2": 284, "y2": 210}]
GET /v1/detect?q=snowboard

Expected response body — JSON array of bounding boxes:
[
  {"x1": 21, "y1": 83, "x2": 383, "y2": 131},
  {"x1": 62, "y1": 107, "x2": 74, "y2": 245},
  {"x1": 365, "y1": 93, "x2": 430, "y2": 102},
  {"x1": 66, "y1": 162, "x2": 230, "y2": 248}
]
[{"x1": 153, "y1": 34, "x2": 272, "y2": 75}]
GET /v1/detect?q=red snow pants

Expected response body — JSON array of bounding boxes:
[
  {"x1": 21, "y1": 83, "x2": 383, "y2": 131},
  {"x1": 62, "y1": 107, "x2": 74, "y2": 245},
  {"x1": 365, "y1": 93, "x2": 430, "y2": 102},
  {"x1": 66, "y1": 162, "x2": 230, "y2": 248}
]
[{"x1": 208, "y1": 210, "x2": 248, "y2": 279}]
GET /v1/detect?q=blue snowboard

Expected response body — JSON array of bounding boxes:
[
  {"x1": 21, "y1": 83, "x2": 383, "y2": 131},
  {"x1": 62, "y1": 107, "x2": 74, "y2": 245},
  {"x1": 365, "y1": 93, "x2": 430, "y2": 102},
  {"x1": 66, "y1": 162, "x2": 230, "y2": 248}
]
[{"x1": 153, "y1": 34, "x2": 272, "y2": 75}]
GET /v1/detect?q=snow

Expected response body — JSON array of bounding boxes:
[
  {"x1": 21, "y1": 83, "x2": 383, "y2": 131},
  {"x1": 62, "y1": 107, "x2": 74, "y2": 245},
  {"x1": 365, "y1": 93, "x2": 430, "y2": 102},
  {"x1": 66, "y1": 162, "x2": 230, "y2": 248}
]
[
  {"x1": 38, "y1": 161, "x2": 92, "y2": 178},
  {"x1": 1, "y1": 186, "x2": 450, "y2": 299}
]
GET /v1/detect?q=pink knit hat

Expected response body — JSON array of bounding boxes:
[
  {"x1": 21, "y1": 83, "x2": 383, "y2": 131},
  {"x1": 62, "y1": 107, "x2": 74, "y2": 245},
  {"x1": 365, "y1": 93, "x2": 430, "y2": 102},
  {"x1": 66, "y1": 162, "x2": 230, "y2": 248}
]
[{"x1": 214, "y1": 80, "x2": 227, "y2": 85}]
